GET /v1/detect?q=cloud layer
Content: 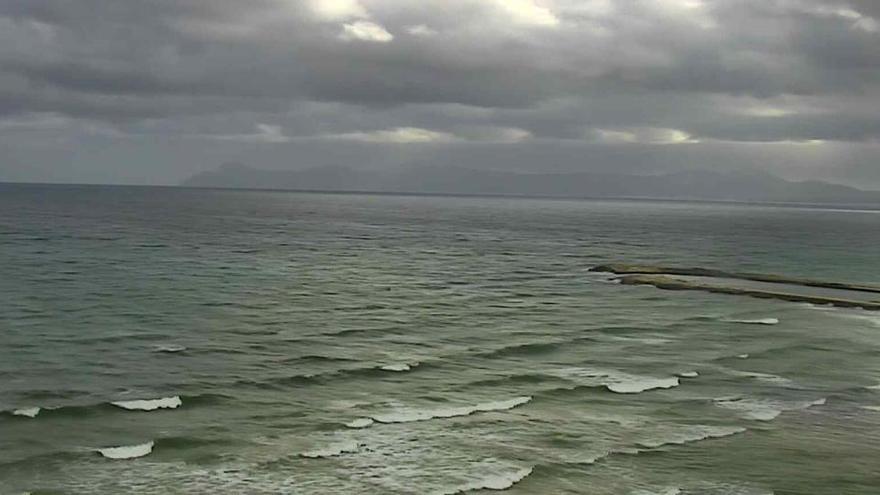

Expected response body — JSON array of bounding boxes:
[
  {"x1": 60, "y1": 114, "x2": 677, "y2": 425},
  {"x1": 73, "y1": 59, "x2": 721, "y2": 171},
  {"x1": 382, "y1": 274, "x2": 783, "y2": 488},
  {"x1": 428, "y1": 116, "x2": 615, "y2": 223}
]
[{"x1": 0, "y1": 0, "x2": 878, "y2": 185}]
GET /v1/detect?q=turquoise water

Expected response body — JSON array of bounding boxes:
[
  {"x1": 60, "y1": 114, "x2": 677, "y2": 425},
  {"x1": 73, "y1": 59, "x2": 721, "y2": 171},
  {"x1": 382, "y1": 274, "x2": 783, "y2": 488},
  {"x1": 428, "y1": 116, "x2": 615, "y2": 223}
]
[{"x1": 1, "y1": 184, "x2": 879, "y2": 494}]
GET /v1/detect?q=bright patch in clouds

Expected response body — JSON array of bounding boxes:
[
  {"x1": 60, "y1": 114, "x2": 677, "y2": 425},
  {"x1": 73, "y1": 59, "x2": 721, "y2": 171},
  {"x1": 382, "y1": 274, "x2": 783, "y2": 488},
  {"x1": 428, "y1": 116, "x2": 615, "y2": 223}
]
[
  {"x1": 325, "y1": 127, "x2": 458, "y2": 144},
  {"x1": 205, "y1": 124, "x2": 290, "y2": 143},
  {"x1": 595, "y1": 127, "x2": 698, "y2": 145},
  {"x1": 805, "y1": 4, "x2": 878, "y2": 32},
  {"x1": 741, "y1": 106, "x2": 795, "y2": 118},
  {"x1": 491, "y1": 0, "x2": 560, "y2": 27},
  {"x1": 462, "y1": 126, "x2": 533, "y2": 143},
  {"x1": 659, "y1": 0, "x2": 704, "y2": 9},
  {"x1": 406, "y1": 24, "x2": 438, "y2": 36},
  {"x1": 340, "y1": 21, "x2": 394, "y2": 42},
  {"x1": 308, "y1": 0, "x2": 368, "y2": 21}
]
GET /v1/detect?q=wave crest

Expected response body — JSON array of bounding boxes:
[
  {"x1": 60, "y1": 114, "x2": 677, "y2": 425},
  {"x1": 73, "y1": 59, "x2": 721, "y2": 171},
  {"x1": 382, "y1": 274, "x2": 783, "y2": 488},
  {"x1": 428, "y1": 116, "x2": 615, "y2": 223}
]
[
  {"x1": 380, "y1": 362, "x2": 417, "y2": 372},
  {"x1": 301, "y1": 440, "x2": 360, "y2": 459},
  {"x1": 714, "y1": 396, "x2": 825, "y2": 421},
  {"x1": 636, "y1": 426, "x2": 746, "y2": 449},
  {"x1": 345, "y1": 418, "x2": 374, "y2": 429},
  {"x1": 546, "y1": 368, "x2": 680, "y2": 394},
  {"x1": 111, "y1": 396, "x2": 182, "y2": 411},
  {"x1": 12, "y1": 407, "x2": 41, "y2": 418},
  {"x1": 722, "y1": 318, "x2": 780, "y2": 325},
  {"x1": 97, "y1": 441, "x2": 154, "y2": 460},
  {"x1": 606, "y1": 377, "x2": 679, "y2": 394},
  {"x1": 371, "y1": 396, "x2": 531, "y2": 424},
  {"x1": 440, "y1": 466, "x2": 533, "y2": 494}
]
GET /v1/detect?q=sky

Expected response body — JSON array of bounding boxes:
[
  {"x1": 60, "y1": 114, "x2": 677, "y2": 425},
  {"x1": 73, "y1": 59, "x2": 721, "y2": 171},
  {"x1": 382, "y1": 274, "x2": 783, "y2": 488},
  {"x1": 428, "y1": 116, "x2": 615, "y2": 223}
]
[{"x1": 1, "y1": 0, "x2": 878, "y2": 187}]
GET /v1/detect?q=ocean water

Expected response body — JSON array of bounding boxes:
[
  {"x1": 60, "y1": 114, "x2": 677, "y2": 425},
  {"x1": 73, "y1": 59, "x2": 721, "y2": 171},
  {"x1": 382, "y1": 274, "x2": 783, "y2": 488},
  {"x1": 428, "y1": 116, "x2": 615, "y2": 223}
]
[{"x1": 1, "y1": 184, "x2": 879, "y2": 494}]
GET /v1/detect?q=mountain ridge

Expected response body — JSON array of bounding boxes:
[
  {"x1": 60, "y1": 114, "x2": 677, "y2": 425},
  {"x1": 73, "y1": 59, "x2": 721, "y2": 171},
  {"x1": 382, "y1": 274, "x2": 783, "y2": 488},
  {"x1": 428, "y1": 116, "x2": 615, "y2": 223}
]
[{"x1": 181, "y1": 163, "x2": 880, "y2": 204}]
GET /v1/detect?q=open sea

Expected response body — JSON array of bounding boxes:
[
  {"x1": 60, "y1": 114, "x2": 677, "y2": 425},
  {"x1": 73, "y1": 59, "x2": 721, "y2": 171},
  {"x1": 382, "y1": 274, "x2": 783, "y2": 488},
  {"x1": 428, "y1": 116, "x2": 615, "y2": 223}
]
[{"x1": 1, "y1": 184, "x2": 879, "y2": 494}]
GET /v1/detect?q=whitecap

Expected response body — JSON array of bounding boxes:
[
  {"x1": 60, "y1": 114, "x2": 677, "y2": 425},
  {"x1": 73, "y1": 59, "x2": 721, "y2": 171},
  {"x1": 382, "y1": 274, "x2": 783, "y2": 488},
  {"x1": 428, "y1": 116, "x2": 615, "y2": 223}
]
[
  {"x1": 722, "y1": 318, "x2": 779, "y2": 325},
  {"x1": 737, "y1": 354, "x2": 750, "y2": 359},
  {"x1": 866, "y1": 383, "x2": 880, "y2": 391},
  {"x1": 606, "y1": 377, "x2": 679, "y2": 394},
  {"x1": 677, "y1": 371, "x2": 699, "y2": 378},
  {"x1": 730, "y1": 370, "x2": 792, "y2": 385},
  {"x1": 636, "y1": 426, "x2": 746, "y2": 449},
  {"x1": 345, "y1": 417, "x2": 374, "y2": 429},
  {"x1": 111, "y1": 396, "x2": 182, "y2": 411},
  {"x1": 440, "y1": 466, "x2": 533, "y2": 494},
  {"x1": 714, "y1": 396, "x2": 824, "y2": 421},
  {"x1": 12, "y1": 407, "x2": 41, "y2": 418},
  {"x1": 380, "y1": 363, "x2": 416, "y2": 372},
  {"x1": 631, "y1": 488, "x2": 683, "y2": 495},
  {"x1": 97, "y1": 441, "x2": 154, "y2": 459},
  {"x1": 548, "y1": 367, "x2": 680, "y2": 394},
  {"x1": 861, "y1": 405, "x2": 880, "y2": 412},
  {"x1": 301, "y1": 440, "x2": 360, "y2": 459},
  {"x1": 371, "y1": 396, "x2": 531, "y2": 424},
  {"x1": 714, "y1": 397, "x2": 781, "y2": 421},
  {"x1": 153, "y1": 344, "x2": 187, "y2": 353}
]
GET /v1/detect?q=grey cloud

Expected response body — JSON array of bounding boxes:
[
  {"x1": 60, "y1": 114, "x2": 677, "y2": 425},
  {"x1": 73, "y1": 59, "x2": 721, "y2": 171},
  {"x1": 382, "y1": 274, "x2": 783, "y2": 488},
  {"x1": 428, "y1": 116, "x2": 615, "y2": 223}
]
[{"x1": 0, "y1": 0, "x2": 878, "y2": 185}]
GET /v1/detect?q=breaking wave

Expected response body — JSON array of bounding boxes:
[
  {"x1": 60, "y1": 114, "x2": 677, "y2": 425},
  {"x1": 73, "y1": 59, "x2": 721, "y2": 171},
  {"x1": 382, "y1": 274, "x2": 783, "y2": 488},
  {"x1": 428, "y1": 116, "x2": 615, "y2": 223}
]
[
  {"x1": 12, "y1": 407, "x2": 41, "y2": 418},
  {"x1": 111, "y1": 396, "x2": 182, "y2": 411},
  {"x1": 606, "y1": 377, "x2": 679, "y2": 394},
  {"x1": 722, "y1": 318, "x2": 780, "y2": 325},
  {"x1": 714, "y1": 396, "x2": 825, "y2": 421},
  {"x1": 97, "y1": 441, "x2": 154, "y2": 460},
  {"x1": 635, "y1": 426, "x2": 747, "y2": 449},
  {"x1": 301, "y1": 440, "x2": 360, "y2": 459},
  {"x1": 439, "y1": 466, "x2": 533, "y2": 494},
  {"x1": 370, "y1": 396, "x2": 531, "y2": 424},
  {"x1": 728, "y1": 370, "x2": 793, "y2": 386},
  {"x1": 545, "y1": 367, "x2": 680, "y2": 394},
  {"x1": 380, "y1": 362, "x2": 418, "y2": 372},
  {"x1": 152, "y1": 344, "x2": 187, "y2": 353},
  {"x1": 571, "y1": 425, "x2": 746, "y2": 467},
  {"x1": 345, "y1": 417, "x2": 374, "y2": 429}
]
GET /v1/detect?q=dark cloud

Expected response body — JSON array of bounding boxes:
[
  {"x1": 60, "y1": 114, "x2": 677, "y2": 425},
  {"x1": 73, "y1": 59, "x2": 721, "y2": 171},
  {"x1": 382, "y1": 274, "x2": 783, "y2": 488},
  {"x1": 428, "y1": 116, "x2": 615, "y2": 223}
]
[{"x1": 0, "y1": 0, "x2": 878, "y2": 185}]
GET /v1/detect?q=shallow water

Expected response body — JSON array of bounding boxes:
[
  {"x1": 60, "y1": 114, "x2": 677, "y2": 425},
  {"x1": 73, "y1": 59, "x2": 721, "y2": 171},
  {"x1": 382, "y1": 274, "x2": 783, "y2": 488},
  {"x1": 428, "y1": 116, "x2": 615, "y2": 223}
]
[
  {"x1": 1, "y1": 184, "x2": 879, "y2": 494},
  {"x1": 663, "y1": 275, "x2": 880, "y2": 304}
]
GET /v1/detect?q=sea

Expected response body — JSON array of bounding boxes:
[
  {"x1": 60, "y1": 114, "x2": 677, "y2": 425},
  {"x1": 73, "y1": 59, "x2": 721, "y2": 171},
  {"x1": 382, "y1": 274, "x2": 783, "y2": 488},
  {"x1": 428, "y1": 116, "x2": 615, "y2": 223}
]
[{"x1": 1, "y1": 183, "x2": 879, "y2": 494}]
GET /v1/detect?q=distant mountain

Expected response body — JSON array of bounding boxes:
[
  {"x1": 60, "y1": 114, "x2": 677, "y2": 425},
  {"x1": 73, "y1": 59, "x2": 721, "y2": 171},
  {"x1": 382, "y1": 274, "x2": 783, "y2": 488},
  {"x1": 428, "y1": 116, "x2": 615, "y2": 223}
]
[{"x1": 181, "y1": 163, "x2": 880, "y2": 205}]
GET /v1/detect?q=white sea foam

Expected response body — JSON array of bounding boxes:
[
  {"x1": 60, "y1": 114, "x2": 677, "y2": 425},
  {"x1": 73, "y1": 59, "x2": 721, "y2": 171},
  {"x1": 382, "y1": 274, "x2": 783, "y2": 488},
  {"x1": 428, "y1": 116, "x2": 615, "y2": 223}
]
[
  {"x1": 636, "y1": 426, "x2": 746, "y2": 449},
  {"x1": 862, "y1": 406, "x2": 880, "y2": 412},
  {"x1": 153, "y1": 344, "x2": 187, "y2": 353},
  {"x1": 345, "y1": 417, "x2": 374, "y2": 429},
  {"x1": 440, "y1": 466, "x2": 533, "y2": 494},
  {"x1": 549, "y1": 367, "x2": 680, "y2": 394},
  {"x1": 301, "y1": 440, "x2": 360, "y2": 458},
  {"x1": 606, "y1": 377, "x2": 679, "y2": 394},
  {"x1": 371, "y1": 396, "x2": 531, "y2": 424},
  {"x1": 380, "y1": 363, "x2": 416, "y2": 372},
  {"x1": 866, "y1": 383, "x2": 880, "y2": 391},
  {"x1": 804, "y1": 303, "x2": 836, "y2": 311},
  {"x1": 677, "y1": 371, "x2": 699, "y2": 378},
  {"x1": 714, "y1": 396, "x2": 825, "y2": 421},
  {"x1": 723, "y1": 318, "x2": 779, "y2": 325},
  {"x1": 97, "y1": 441, "x2": 154, "y2": 459},
  {"x1": 714, "y1": 397, "x2": 781, "y2": 421},
  {"x1": 12, "y1": 407, "x2": 41, "y2": 418},
  {"x1": 730, "y1": 370, "x2": 793, "y2": 385},
  {"x1": 111, "y1": 396, "x2": 182, "y2": 411},
  {"x1": 737, "y1": 354, "x2": 750, "y2": 359},
  {"x1": 631, "y1": 488, "x2": 682, "y2": 495}
]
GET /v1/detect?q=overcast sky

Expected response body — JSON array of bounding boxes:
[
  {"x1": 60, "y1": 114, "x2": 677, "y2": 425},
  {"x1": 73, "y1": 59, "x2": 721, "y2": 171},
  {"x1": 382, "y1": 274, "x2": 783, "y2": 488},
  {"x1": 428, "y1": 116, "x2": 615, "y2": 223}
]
[{"x1": 1, "y1": 0, "x2": 878, "y2": 186}]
